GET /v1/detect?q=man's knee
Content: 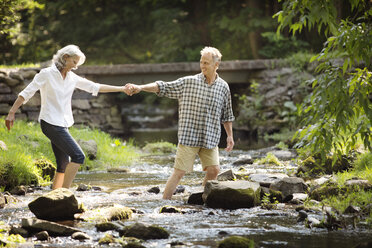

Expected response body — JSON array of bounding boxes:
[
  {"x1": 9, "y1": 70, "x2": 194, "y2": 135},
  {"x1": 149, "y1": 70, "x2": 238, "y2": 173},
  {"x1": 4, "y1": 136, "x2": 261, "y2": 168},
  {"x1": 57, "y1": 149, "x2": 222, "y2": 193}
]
[{"x1": 205, "y1": 166, "x2": 219, "y2": 178}]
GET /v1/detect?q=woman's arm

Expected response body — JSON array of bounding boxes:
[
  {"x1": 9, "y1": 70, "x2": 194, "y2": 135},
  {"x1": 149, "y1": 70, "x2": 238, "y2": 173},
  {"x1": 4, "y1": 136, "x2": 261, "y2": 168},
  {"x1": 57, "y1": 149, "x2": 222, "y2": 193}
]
[
  {"x1": 98, "y1": 84, "x2": 131, "y2": 94},
  {"x1": 125, "y1": 82, "x2": 159, "y2": 95},
  {"x1": 5, "y1": 96, "x2": 25, "y2": 131}
]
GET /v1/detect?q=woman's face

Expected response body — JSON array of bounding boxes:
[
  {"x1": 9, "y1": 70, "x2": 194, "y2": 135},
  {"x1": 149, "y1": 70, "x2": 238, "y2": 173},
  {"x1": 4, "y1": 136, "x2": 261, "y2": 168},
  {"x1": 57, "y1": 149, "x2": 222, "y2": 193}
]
[{"x1": 63, "y1": 55, "x2": 80, "y2": 71}]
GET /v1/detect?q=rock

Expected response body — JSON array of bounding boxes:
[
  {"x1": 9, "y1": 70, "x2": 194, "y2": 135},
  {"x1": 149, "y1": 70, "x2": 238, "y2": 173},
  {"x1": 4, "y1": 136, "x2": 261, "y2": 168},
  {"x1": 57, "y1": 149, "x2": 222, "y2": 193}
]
[
  {"x1": 187, "y1": 192, "x2": 204, "y2": 205},
  {"x1": 108, "y1": 167, "x2": 129, "y2": 173},
  {"x1": 147, "y1": 186, "x2": 160, "y2": 194},
  {"x1": 0, "y1": 193, "x2": 5, "y2": 208},
  {"x1": 96, "y1": 222, "x2": 124, "y2": 232},
  {"x1": 21, "y1": 218, "x2": 81, "y2": 236},
  {"x1": 76, "y1": 204, "x2": 132, "y2": 222},
  {"x1": 120, "y1": 222, "x2": 169, "y2": 240},
  {"x1": 3, "y1": 75, "x2": 21, "y2": 86},
  {"x1": 297, "y1": 210, "x2": 308, "y2": 222},
  {"x1": 218, "y1": 235, "x2": 254, "y2": 248},
  {"x1": 249, "y1": 173, "x2": 288, "y2": 187},
  {"x1": 71, "y1": 231, "x2": 91, "y2": 240},
  {"x1": 28, "y1": 188, "x2": 81, "y2": 221},
  {"x1": 344, "y1": 205, "x2": 361, "y2": 214},
  {"x1": 98, "y1": 233, "x2": 116, "y2": 245},
  {"x1": 35, "y1": 231, "x2": 49, "y2": 241},
  {"x1": 305, "y1": 217, "x2": 321, "y2": 228},
  {"x1": 345, "y1": 179, "x2": 372, "y2": 190},
  {"x1": 159, "y1": 205, "x2": 182, "y2": 214},
  {"x1": 232, "y1": 155, "x2": 253, "y2": 165},
  {"x1": 217, "y1": 169, "x2": 236, "y2": 181},
  {"x1": 77, "y1": 139, "x2": 97, "y2": 160},
  {"x1": 268, "y1": 149, "x2": 297, "y2": 161},
  {"x1": 174, "y1": 185, "x2": 185, "y2": 194},
  {"x1": 19, "y1": 69, "x2": 37, "y2": 79},
  {"x1": 0, "y1": 140, "x2": 7, "y2": 151},
  {"x1": 10, "y1": 185, "x2": 27, "y2": 196},
  {"x1": 9, "y1": 71, "x2": 24, "y2": 81},
  {"x1": 270, "y1": 177, "x2": 308, "y2": 201},
  {"x1": 202, "y1": 180, "x2": 261, "y2": 209},
  {"x1": 9, "y1": 226, "x2": 29, "y2": 237},
  {"x1": 0, "y1": 83, "x2": 12, "y2": 93},
  {"x1": 77, "y1": 184, "x2": 92, "y2": 191},
  {"x1": 289, "y1": 193, "x2": 308, "y2": 204},
  {"x1": 72, "y1": 99, "x2": 91, "y2": 110}
]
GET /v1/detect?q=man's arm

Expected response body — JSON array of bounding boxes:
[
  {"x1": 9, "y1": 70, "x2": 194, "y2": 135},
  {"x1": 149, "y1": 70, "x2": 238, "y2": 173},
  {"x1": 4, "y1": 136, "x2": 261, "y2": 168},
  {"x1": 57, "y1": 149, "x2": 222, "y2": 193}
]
[
  {"x1": 125, "y1": 83, "x2": 159, "y2": 95},
  {"x1": 223, "y1": 121, "x2": 234, "y2": 152}
]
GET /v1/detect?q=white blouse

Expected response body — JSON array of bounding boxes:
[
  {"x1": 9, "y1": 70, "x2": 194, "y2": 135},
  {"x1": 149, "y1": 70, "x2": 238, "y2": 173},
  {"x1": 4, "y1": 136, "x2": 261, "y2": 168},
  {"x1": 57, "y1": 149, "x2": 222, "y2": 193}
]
[{"x1": 19, "y1": 63, "x2": 101, "y2": 127}]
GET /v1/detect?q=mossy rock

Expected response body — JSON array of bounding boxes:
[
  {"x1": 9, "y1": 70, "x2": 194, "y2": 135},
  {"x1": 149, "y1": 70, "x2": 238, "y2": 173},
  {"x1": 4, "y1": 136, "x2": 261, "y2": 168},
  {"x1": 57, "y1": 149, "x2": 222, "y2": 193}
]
[
  {"x1": 159, "y1": 205, "x2": 183, "y2": 214},
  {"x1": 310, "y1": 182, "x2": 340, "y2": 201},
  {"x1": 34, "y1": 158, "x2": 56, "y2": 180},
  {"x1": 98, "y1": 233, "x2": 116, "y2": 245},
  {"x1": 218, "y1": 236, "x2": 255, "y2": 248},
  {"x1": 297, "y1": 153, "x2": 354, "y2": 178}
]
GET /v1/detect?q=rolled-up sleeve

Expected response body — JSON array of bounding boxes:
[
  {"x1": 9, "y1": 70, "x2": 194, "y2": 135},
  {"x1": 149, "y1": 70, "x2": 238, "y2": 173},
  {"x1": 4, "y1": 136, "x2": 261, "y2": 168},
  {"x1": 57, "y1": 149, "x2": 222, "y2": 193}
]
[
  {"x1": 75, "y1": 75, "x2": 101, "y2": 96},
  {"x1": 156, "y1": 78, "x2": 184, "y2": 99},
  {"x1": 19, "y1": 71, "x2": 46, "y2": 104},
  {"x1": 221, "y1": 89, "x2": 235, "y2": 123}
]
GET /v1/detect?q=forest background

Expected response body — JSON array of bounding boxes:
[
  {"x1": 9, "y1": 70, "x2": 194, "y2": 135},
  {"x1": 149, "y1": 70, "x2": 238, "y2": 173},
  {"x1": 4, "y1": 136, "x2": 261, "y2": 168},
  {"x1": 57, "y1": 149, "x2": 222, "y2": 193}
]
[
  {"x1": 1, "y1": 0, "x2": 371, "y2": 160},
  {"x1": 1, "y1": 0, "x2": 326, "y2": 65}
]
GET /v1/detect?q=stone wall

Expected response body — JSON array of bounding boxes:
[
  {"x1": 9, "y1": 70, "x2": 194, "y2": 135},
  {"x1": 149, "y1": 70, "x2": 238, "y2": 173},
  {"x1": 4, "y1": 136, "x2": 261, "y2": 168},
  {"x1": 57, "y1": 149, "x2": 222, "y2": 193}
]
[
  {"x1": 0, "y1": 68, "x2": 125, "y2": 135},
  {"x1": 0, "y1": 61, "x2": 315, "y2": 138}
]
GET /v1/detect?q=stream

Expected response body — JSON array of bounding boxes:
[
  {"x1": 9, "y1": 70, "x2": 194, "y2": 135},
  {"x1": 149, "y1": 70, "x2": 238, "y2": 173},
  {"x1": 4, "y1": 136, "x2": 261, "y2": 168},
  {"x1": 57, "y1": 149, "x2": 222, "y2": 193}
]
[{"x1": 1, "y1": 149, "x2": 371, "y2": 248}]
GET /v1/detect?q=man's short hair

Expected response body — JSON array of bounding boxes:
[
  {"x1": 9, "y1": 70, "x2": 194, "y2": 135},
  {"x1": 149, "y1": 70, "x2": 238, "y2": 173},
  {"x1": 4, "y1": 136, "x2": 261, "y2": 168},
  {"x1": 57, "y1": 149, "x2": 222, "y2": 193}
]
[{"x1": 200, "y1": 47, "x2": 222, "y2": 63}]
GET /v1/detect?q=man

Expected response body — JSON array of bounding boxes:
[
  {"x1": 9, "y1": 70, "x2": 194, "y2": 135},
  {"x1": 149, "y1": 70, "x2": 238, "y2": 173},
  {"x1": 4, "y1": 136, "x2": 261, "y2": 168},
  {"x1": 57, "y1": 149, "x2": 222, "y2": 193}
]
[{"x1": 126, "y1": 46, "x2": 234, "y2": 199}]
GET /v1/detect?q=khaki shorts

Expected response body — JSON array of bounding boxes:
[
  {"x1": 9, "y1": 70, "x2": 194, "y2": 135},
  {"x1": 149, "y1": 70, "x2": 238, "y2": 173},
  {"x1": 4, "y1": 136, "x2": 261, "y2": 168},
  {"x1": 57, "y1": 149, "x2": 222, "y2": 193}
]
[{"x1": 174, "y1": 144, "x2": 220, "y2": 172}]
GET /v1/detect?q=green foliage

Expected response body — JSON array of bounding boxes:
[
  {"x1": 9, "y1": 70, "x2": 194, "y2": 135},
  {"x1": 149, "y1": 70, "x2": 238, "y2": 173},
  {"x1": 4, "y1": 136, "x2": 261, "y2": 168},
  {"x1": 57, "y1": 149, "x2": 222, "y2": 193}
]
[
  {"x1": 259, "y1": 32, "x2": 310, "y2": 58},
  {"x1": 353, "y1": 152, "x2": 372, "y2": 171},
  {"x1": 142, "y1": 142, "x2": 176, "y2": 154},
  {"x1": 261, "y1": 192, "x2": 279, "y2": 210},
  {"x1": 0, "y1": 117, "x2": 139, "y2": 189},
  {"x1": 255, "y1": 152, "x2": 282, "y2": 166},
  {"x1": 276, "y1": 0, "x2": 372, "y2": 161}
]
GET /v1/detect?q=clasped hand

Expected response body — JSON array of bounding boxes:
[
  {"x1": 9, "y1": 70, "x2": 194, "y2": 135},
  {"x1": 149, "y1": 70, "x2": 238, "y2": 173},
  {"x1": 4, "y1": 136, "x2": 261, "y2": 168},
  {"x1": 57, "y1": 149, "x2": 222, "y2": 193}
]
[{"x1": 123, "y1": 83, "x2": 141, "y2": 96}]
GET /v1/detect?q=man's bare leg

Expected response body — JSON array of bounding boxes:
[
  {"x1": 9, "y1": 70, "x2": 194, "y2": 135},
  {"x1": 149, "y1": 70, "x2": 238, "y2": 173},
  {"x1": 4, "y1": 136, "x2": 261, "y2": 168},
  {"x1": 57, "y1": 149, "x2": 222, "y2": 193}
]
[
  {"x1": 52, "y1": 172, "x2": 65, "y2": 189},
  {"x1": 163, "y1": 168, "x2": 186, "y2": 200},
  {"x1": 62, "y1": 162, "x2": 80, "y2": 188},
  {"x1": 202, "y1": 165, "x2": 220, "y2": 186}
]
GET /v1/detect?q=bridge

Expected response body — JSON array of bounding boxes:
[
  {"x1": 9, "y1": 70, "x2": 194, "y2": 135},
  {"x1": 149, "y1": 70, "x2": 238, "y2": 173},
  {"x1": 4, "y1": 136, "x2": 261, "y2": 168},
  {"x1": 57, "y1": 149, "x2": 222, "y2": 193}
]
[{"x1": 76, "y1": 59, "x2": 281, "y2": 85}]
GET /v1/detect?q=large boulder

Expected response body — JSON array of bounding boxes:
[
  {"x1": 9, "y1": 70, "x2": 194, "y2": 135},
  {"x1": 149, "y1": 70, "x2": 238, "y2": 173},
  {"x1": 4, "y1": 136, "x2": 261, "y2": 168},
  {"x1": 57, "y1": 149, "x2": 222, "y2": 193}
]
[
  {"x1": 28, "y1": 188, "x2": 81, "y2": 221},
  {"x1": 269, "y1": 177, "x2": 308, "y2": 201},
  {"x1": 77, "y1": 139, "x2": 97, "y2": 160},
  {"x1": 202, "y1": 180, "x2": 261, "y2": 209}
]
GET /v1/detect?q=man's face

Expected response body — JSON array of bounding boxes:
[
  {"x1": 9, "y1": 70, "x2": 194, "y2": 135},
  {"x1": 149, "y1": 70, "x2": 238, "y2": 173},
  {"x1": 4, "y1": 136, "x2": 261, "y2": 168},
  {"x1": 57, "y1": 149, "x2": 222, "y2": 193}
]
[{"x1": 200, "y1": 53, "x2": 218, "y2": 77}]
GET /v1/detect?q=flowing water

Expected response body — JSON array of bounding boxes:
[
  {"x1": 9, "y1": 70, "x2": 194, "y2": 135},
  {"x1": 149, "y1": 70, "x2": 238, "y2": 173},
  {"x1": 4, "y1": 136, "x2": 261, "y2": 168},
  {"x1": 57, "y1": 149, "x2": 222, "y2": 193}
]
[{"x1": 1, "y1": 149, "x2": 371, "y2": 248}]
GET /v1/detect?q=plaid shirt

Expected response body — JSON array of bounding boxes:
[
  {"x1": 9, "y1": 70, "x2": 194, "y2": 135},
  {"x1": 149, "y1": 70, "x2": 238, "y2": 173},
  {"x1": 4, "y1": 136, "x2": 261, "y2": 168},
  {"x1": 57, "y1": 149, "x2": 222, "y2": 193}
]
[{"x1": 156, "y1": 73, "x2": 235, "y2": 149}]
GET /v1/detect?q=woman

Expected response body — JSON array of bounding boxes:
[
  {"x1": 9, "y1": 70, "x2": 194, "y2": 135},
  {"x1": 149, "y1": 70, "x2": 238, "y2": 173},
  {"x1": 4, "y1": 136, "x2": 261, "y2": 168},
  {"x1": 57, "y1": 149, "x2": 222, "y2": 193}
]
[{"x1": 5, "y1": 45, "x2": 130, "y2": 190}]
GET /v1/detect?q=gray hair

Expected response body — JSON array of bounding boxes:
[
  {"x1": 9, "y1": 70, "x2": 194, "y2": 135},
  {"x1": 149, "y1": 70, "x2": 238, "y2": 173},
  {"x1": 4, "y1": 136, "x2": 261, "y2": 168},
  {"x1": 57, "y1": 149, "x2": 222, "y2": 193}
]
[
  {"x1": 52, "y1": 45, "x2": 86, "y2": 70},
  {"x1": 200, "y1": 46, "x2": 222, "y2": 63}
]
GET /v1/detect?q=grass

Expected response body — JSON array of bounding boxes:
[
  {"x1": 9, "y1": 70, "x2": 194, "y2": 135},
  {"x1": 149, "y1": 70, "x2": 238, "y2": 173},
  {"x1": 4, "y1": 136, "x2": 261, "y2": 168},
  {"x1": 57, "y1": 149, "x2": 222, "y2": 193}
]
[
  {"x1": 0, "y1": 117, "x2": 140, "y2": 190},
  {"x1": 309, "y1": 152, "x2": 372, "y2": 225},
  {"x1": 0, "y1": 63, "x2": 40, "y2": 69}
]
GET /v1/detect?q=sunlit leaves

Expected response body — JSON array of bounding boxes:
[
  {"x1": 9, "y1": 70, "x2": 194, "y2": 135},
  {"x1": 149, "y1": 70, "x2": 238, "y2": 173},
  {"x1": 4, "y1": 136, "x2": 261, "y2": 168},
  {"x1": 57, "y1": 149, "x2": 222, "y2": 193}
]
[{"x1": 278, "y1": 0, "x2": 372, "y2": 159}]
